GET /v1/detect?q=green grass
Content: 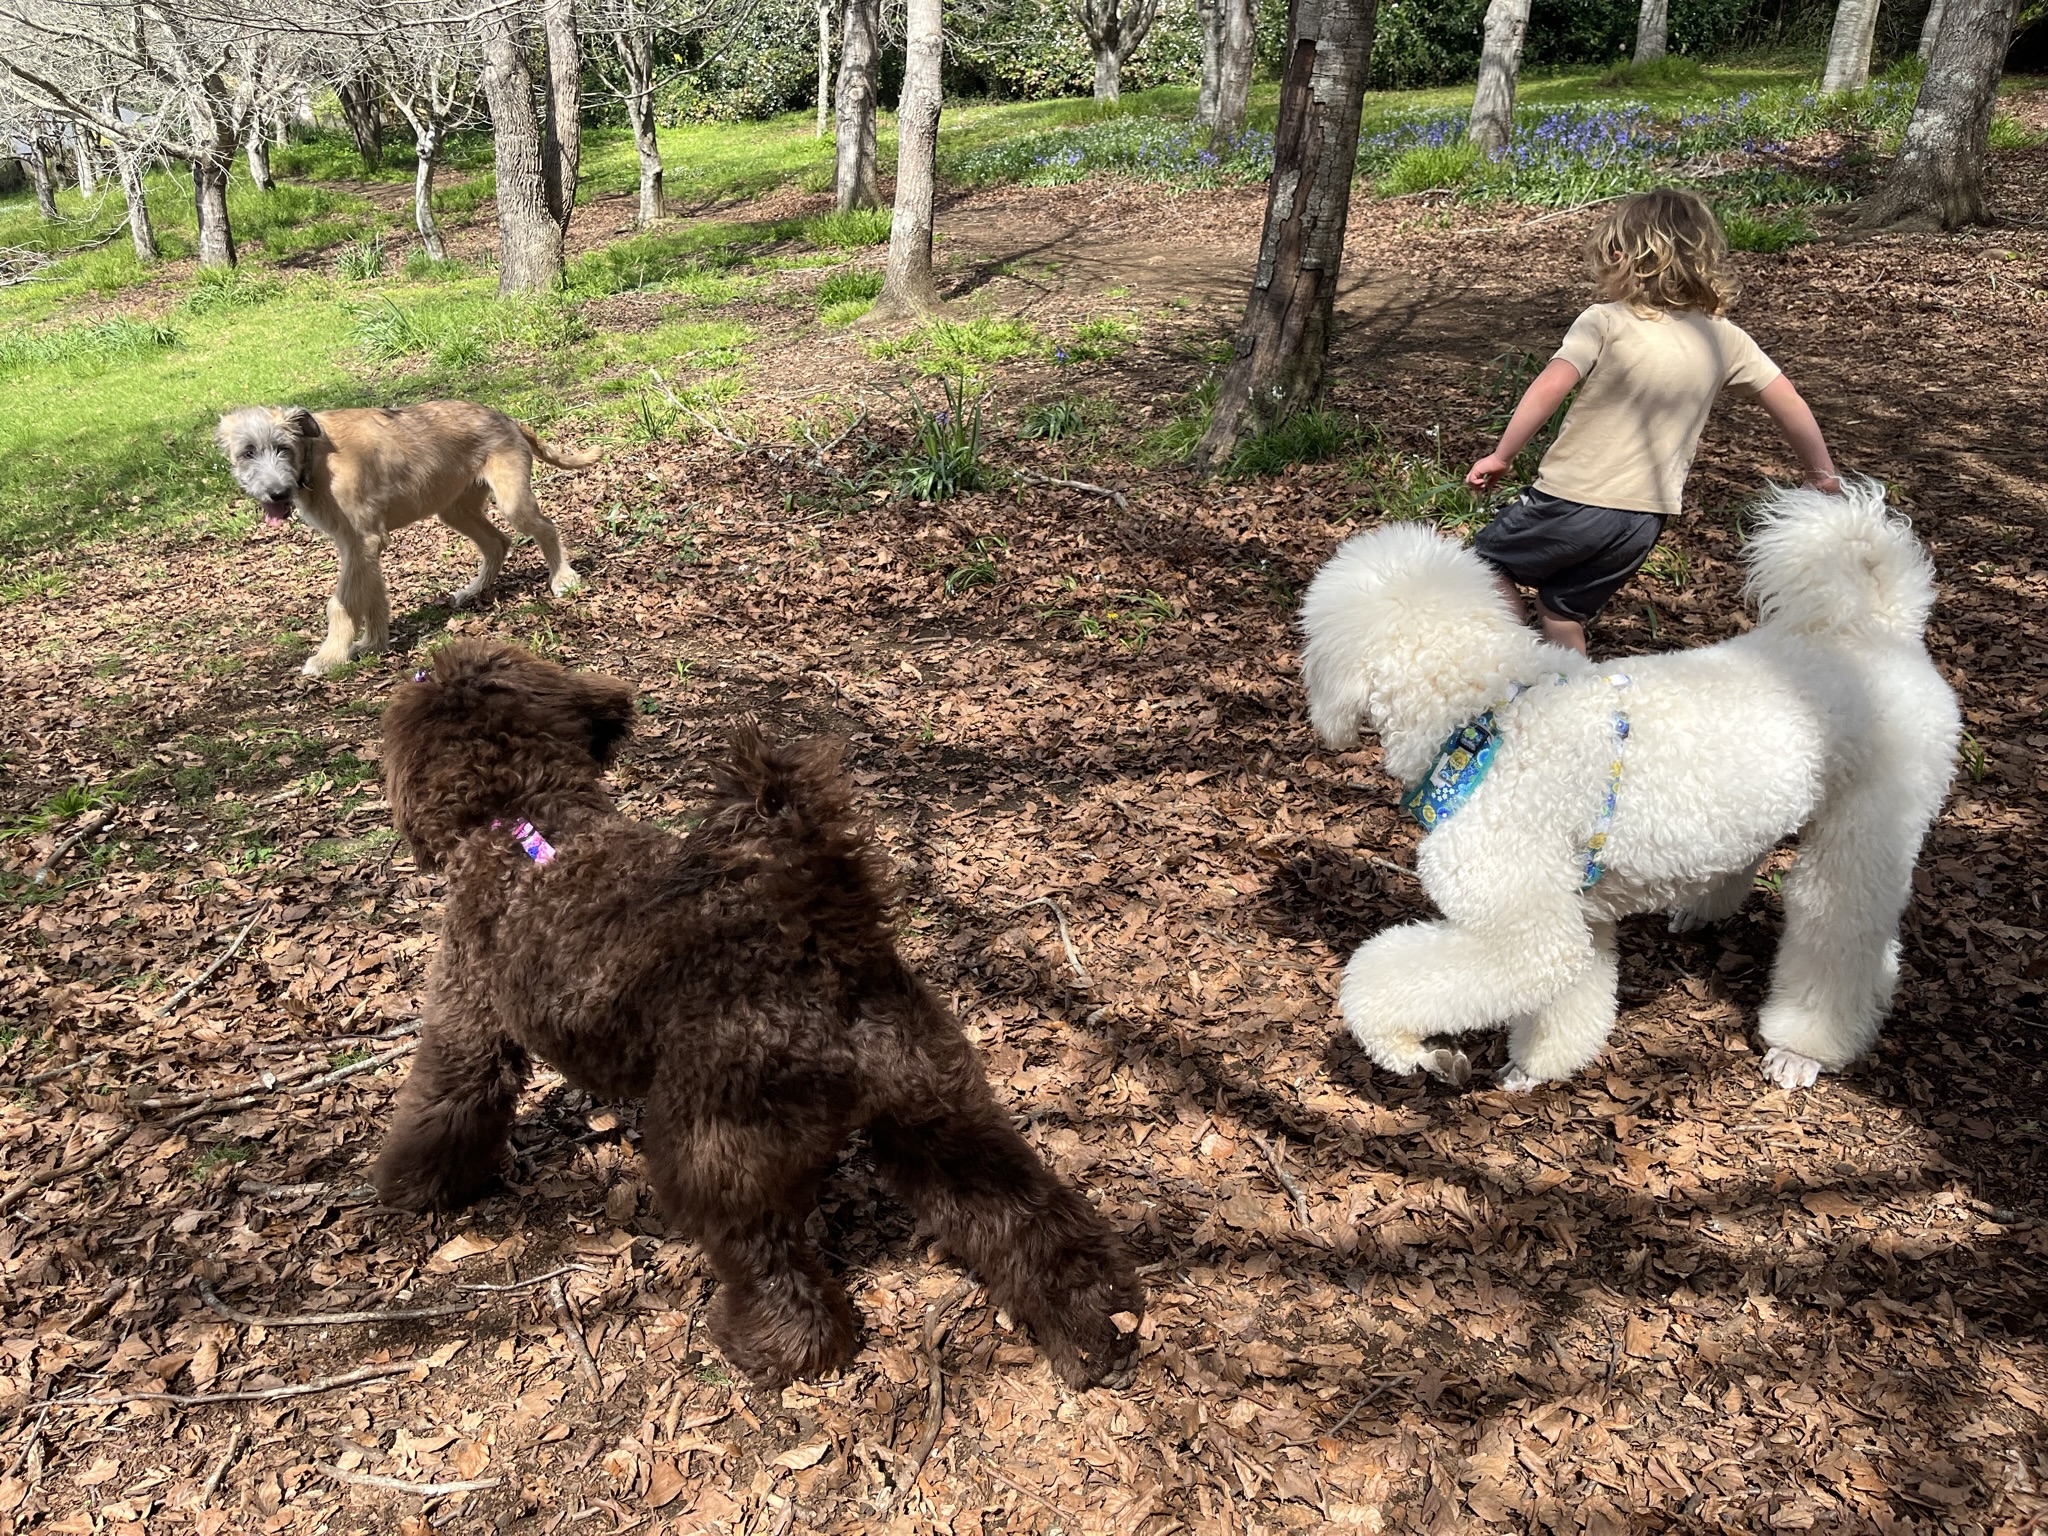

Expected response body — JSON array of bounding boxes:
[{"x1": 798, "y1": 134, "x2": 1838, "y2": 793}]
[
  {"x1": 1720, "y1": 207, "x2": 1812, "y2": 252},
  {"x1": 1376, "y1": 141, "x2": 1484, "y2": 195},
  {"x1": 1226, "y1": 409, "x2": 1356, "y2": 477}
]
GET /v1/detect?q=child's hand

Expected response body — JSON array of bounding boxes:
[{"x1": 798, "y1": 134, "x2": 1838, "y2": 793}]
[
  {"x1": 1806, "y1": 471, "x2": 1842, "y2": 495},
  {"x1": 1467, "y1": 454, "x2": 1512, "y2": 492}
]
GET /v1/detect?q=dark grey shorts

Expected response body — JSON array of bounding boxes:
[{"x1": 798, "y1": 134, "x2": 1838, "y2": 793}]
[{"x1": 1471, "y1": 488, "x2": 1665, "y2": 623}]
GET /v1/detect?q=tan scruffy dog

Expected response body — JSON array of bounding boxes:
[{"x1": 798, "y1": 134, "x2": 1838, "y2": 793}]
[
  {"x1": 216, "y1": 401, "x2": 597, "y2": 677},
  {"x1": 373, "y1": 640, "x2": 1145, "y2": 1390}
]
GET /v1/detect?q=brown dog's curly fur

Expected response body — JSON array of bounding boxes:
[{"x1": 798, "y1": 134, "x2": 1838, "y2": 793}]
[{"x1": 375, "y1": 640, "x2": 1142, "y2": 1389}]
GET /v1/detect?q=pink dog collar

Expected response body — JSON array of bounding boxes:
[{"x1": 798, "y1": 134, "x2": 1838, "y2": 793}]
[{"x1": 492, "y1": 818, "x2": 556, "y2": 866}]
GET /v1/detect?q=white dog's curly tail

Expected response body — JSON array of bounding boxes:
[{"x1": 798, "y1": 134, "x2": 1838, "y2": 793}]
[{"x1": 1743, "y1": 477, "x2": 1936, "y2": 643}]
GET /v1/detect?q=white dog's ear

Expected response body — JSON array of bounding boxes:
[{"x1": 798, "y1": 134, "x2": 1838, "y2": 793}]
[
  {"x1": 281, "y1": 407, "x2": 324, "y2": 440},
  {"x1": 1300, "y1": 637, "x2": 1367, "y2": 750}
]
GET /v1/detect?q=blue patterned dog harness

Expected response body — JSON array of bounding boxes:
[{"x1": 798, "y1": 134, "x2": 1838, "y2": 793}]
[{"x1": 1401, "y1": 673, "x2": 1633, "y2": 889}]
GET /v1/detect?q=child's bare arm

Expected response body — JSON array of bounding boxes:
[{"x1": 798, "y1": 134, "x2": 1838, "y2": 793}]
[
  {"x1": 1467, "y1": 358, "x2": 1581, "y2": 491},
  {"x1": 1756, "y1": 375, "x2": 1841, "y2": 493}
]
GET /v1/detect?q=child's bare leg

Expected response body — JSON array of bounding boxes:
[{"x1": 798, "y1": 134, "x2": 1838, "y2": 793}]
[{"x1": 1535, "y1": 601, "x2": 1587, "y2": 656}]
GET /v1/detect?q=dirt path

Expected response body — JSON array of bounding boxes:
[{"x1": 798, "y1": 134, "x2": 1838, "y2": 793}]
[{"x1": 3, "y1": 140, "x2": 2047, "y2": 1536}]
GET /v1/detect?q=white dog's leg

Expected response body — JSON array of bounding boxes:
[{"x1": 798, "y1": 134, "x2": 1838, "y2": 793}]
[
  {"x1": 1756, "y1": 764, "x2": 1935, "y2": 1087},
  {"x1": 1341, "y1": 912, "x2": 1596, "y2": 1085},
  {"x1": 1501, "y1": 921, "x2": 1619, "y2": 1087},
  {"x1": 305, "y1": 535, "x2": 375, "y2": 676},
  {"x1": 492, "y1": 460, "x2": 583, "y2": 596},
  {"x1": 1669, "y1": 863, "x2": 1759, "y2": 933}
]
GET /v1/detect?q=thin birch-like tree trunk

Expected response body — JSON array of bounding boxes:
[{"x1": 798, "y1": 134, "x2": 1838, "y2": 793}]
[
  {"x1": 868, "y1": 0, "x2": 943, "y2": 321},
  {"x1": 615, "y1": 26, "x2": 665, "y2": 224},
  {"x1": 1919, "y1": 0, "x2": 1949, "y2": 56},
  {"x1": 413, "y1": 124, "x2": 446, "y2": 259},
  {"x1": 74, "y1": 126, "x2": 99, "y2": 198},
  {"x1": 1192, "y1": 0, "x2": 1379, "y2": 470},
  {"x1": 1469, "y1": 0, "x2": 1531, "y2": 156},
  {"x1": 246, "y1": 124, "x2": 274, "y2": 191},
  {"x1": 480, "y1": 4, "x2": 562, "y2": 294},
  {"x1": 816, "y1": 0, "x2": 832, "y2": 137},
  {"x1": 541, "y1": 0, "x2": 581, "y2": 238},
  {"x1": 1633, "y1": 0, "x2": 1669, "y2": 64},
  {"x1": 1860, "y1": 0, "x2": 2019, "y2": 228},
  {"x1": 833, "y1": 0, "x2": 881, "y2": 211},
  {"x1": 1822, "y1": 0, "x2": 1883, "y2": 93},
  {"x1": 1198, "y1": 0, "x2": 1221, "y2": 125},
  {"x1": 191, "y1": 152, "x2": 236, "y2": 266},
  {"x1": 27, "y1": 134, "x2": 59, "y2": 219},
  {"x1": 104, "y1": 91, "x2": 157, "y2": 261},
  {"x1": 1211, "y1": 0, "x2": 1256, "y2": 145}
]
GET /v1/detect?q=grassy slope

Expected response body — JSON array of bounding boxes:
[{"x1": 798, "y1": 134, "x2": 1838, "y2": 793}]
[{"x1": 0, "y1": 53, "x2": 1900, "y2": 566}]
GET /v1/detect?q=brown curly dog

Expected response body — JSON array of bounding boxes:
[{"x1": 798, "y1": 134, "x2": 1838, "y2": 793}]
[{"x1": 374, "y1": 639, "x2": 1142, "y2": 1389}]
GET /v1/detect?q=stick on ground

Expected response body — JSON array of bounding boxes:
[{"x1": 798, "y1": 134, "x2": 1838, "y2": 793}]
[
  {"x1": 550, "y1": 1276, "x2": 602, "y2": 1393},
  {"x1": 199, "y1": 1426, "x2": 244, "y2": 1507},
  {"x1": 1013, "y1": 895, "x2": 1091, "y2": 986},
  {"x1": 29, "y1": 808, "x2": 117, "y2": 886},
  {"x1": 1010, "y1": 466, "x2": 1129, "y2": 510},
  {"x1": 882, "y1": 1279, "x2": 976, "y2": 1512},
  {"x1": 156, "y1": 909, "x2": 263, "y2": 1018},
  {"x1": 50, "y1": 1359, "x2": 424, "y2": 1409},
  {"x1": 316, "y1": 1465, "x2": 503, "y2": 1497}
]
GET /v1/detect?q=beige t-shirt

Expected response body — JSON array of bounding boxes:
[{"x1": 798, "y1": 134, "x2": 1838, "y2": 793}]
[{"x1": 1535, "y1": 302, "x2": 1781, "y2": 517}]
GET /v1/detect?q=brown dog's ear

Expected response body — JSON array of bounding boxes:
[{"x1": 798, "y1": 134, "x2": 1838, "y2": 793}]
[
  {"x1": 281, "y1": 407, "x2": 324, "y2": 440},
  {"x1": 579, "y1": 673, "x2": 636, "y2": 765}
]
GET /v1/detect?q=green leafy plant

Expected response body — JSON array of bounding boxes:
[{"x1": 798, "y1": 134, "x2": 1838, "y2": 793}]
[
  {"x1": 1226, "y1": 409, "x2": 1355, "y2": 476},
  {"x1": 1057, "y1": 316, "x2": 1133, "y2": 364},
  {"x1": 1376, "y1": 141, "x2": 1483, "y2": 196},
  {"x1": 1019, "y1": 399, "x2": 1082, "y2": 441},
  {"x1": 335, "y1": 233, "x2": 386, "y2": 280},
  {"x1": 1640, "y1": 543, "x2": 1691, "y2": 588},
  {"x1": 1960, "y1": 732, "x2": 1988, "y2": 783},
  {"x1": 1720, "y1": 208, "x2": 1811, "y2": 253},
  {"x1": 940, "y1": 533, "x2": 1008, "y2": 594},
  {"x1": 894, "y1": 372, "x2": 987, "y2": 502}
]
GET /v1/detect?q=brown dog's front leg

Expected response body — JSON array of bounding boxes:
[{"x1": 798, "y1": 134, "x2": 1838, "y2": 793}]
[{"x1": 372, "y1": 1012, "x2": 529, "y2": 1212}]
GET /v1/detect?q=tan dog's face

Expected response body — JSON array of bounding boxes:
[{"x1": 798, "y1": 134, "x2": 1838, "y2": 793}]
[{"x1": 215, "y1": 406, "x2": 323, "y2": 525}]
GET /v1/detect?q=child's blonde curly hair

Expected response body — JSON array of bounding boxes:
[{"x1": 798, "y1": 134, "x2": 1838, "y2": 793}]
[{"x1": 1588, "y1": 188, "x2": 1736, "y2": 315}]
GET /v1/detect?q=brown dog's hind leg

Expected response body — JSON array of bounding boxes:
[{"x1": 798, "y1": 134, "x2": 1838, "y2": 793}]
[
  {"x1": 437, "y1": 489, "x2": 510, "y2": 609},
  {"x1": 642, "y1": 1066, "x2": 856, "y2": 1388},
  {"x1": 371, "y1": 1003, "x2": 529, "y2": 1212},
  {"x1": 868, "y1": 990, "x2": 1143, "y2": 1389},
  {"x1": 484, "y1": 451, "x2": 582, "y2": 597}
]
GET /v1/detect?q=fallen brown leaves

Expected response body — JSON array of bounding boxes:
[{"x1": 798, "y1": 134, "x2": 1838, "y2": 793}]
[{"x1": 2, "y1": 117, "x2": 2047, "y2": 1535}]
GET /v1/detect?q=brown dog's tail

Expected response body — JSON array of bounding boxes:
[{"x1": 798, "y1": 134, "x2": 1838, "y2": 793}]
[
  {"x1": 518, "y1": 421, "x2": 602, "y2": 470},
  {"x1": 688, "y1": 727, "x2": 901, "y2": 953}
]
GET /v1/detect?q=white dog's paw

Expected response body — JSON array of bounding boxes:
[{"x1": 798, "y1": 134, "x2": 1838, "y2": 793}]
[
  {"x1": 1759, "y1": 1046, "x2": 1824, "y2": 1091},
  {"x1": 303, "y1": 652, "x2": 344, "y2": 678},
  {"x1": 550, "y1": 568, "x2": 585, "y2": 597},
  {"x1": 1495, "y1": 1064, "x2": 1548, "y2": 1094},
  {"x1": 1668, "y1": 909, "x2": 1708, "y2": 934},
  {"x1": 1415, "y1": 1048, "x2": 1471, "y2": 1087},
  {"x1": 348, "y1": 637, "x2": 388, "y2": 662}
]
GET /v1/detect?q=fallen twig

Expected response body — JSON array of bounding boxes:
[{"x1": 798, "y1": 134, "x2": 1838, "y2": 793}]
[
  {"x1": 200, "y1": 1276, "x2": 483, "y2": 1329},
  {"x1": 316, "y1": 1465, "x2": 503, "y2": 1498},
  {"x1": 15, "y1": 1050, "x2": 107, "y2": 1089},
  {"x1": 69, "y1": 1276, "x2": 131, "y2": 1334},
  {"x1": 980, "y1": 1466, "x2": 1081, "y2": 1526},
  {"x1": 0, "y1": 1123, "x2": 137, "y2": 1218},
  {"x1": 199, "y1": 1426, "x2": 243, "y2": 1506},
  {"x1": 1009, "y1": 466, "x2": 1128, "y2": 510},
  {"x1": 1013, "y1": 895, "x2": 1091, "y2": 986},
  {"x1": 1252, "y1": 1132, "x2": 1316, "y2": 1236},
  {"x1": 0, "y1": 216, "x2": 129, "y2": 287},
  {"x1": 29, "y1": 809, "x2": 118, "y2": 885},
  {"x1": 134, "y1": 1038, "x2": 418, "y2": 1125},
  {"x1": 237, "y1": 1178, "x2": 377, "y2": 1204},
  {"x1": 457, "y1": 1262, "x2": 592, "y2": 1293},
  {"x1": 1367, "y1": 854, "x2": 1420, "y2": 884},
  {"x1": 1457, "y1": 194, "x2": 1627, "y2": 238},
  {"x1": 50, "y1": 1358, "x2": 423, "y2": 1408},
  {"x1": 3, "y1": 1405, "x2": 50, "y2": 1479},
  {"x1": 550, "y1": 1276, "x2": 602, "y2": 1392},
  {"x1": 1323, "y1": 1380, "x2": 1392, "y2": 1438},
  {"x1": 882, "y1": 1279, "x2": 976, "y2": 1512},
  {"x1": 157, "y1": 909, "x2": 263, "y2": 1018}
]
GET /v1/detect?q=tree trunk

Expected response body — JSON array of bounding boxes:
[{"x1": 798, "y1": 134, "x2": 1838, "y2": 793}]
[
  {"x1": 338, "y1": 75, "x2": 384, "y2": 170},
  {"x1": 1198, "y1": 0, "x2": 1222, "y2": 125},
  {"x1": 833, "y1": 0, "x2": 881, "y2": 211},
  {"x1": 27, "y1": 136, "x2": 59, "y2": 220},
  {"x1": 1076, "y1": 0, "x2": 1161, "y2": 105},
  {"x1": 1212, "y1": 0, "x2": 1257, "y2": 145},
  {"x1": 105, "y1": 92, "x2": 157, "y2": 261},
  {"x1": 1919, "y1": 0, "x2": 1949, "y2": 56},
  {"x1": 1093, "y1": 43, "x2": 1123, "y2": 103},
  {"x1": 74, "y1": 127, "x2": 99, "y2": 199},
  {"x1": 816, "y1": 0, "x2": 833, "y2": 138},
  {"x1": 246, "y1": 124, "x2": 275, "y2": 192},
  {"x1": 868, "y1": 0, "x2": 943, "y2": 322},
  {"x1": 1822, "y1": 0, "x2": 1883, "y2": 93},
  {"x1": 1469, "y1": 0, "x2": 1531, "y2": 156},
  {"x1": 414, "y1": 126, "x2": 445, "y2": 260},
  {"x1": 480, "y1": 5, "x2": 563, "y2": 294},
  {"x1": 191, "y1": 153, "x2": 236, "y2": 267},
  {"x1": 616, "y1": 29, "x2": 665, "y2": 225},
  {"x1": 1192, "y1": 0, "x2": 1378, "y2": 472},
  {"x1": 541, "y1": 0, "x2": 581, "y2": 238},
  {"x1": 1859, "y1": 0, "x2": 2018, "y2": 229},
  {"x1": 1633, "y1": 0, "x2": 1669, "y2": 64}
]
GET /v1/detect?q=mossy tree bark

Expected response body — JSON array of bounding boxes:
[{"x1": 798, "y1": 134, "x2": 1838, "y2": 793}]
[
  {"x1": 1190, "y1": 0, "x2": 1378, "y2": 473},
  {"x1": 1859, "y1": 0, "x2": 2019, "y2": 230}
]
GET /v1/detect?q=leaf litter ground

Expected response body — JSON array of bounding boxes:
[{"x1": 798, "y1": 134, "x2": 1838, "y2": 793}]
[{"x1": 3, "y1": 126, "x2": 2047, "y2": 1536}]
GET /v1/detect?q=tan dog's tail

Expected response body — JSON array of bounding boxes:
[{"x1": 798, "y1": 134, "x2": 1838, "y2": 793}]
[{"x1": 518, "y1": 421, "x2": 602, "y2": 470}]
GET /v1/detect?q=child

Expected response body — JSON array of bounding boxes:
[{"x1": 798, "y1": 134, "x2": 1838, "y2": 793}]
[{"x1": 1466, "y1": 187, "x2": 1841, "y2": 655}]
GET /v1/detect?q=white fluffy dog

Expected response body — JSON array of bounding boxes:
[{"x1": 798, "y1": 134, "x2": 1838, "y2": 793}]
[{"x1": 1300, "y1": 480, "x2": 1959, "y2": 1093}]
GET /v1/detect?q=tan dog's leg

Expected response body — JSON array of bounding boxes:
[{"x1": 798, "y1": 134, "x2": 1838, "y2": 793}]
[
  {"x1": 307, "y1": 532, "x2": 390, "y2": 676},
  {"x1": 438, "y1": 489, "x2": 511, "y2": 609},
  {"x1": 485, "y1": 450, "x2": 582, "y2": 596}
]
